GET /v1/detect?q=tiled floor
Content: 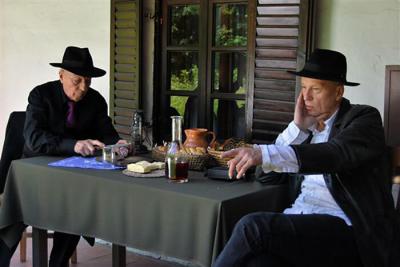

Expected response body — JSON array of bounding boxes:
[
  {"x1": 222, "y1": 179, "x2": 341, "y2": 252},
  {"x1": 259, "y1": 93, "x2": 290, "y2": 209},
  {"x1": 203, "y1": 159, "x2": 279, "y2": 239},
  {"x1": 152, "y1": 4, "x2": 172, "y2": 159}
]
[{"x1": 10, "y1": 238, "x2": 183, "y2": 267}]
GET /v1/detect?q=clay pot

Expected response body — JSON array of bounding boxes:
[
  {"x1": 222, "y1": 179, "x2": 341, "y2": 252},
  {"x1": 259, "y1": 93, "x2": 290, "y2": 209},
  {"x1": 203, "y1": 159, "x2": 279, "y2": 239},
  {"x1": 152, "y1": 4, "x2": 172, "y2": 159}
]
[{"x1": 184, "y1": 128, "x2": 216, "y2": 149}]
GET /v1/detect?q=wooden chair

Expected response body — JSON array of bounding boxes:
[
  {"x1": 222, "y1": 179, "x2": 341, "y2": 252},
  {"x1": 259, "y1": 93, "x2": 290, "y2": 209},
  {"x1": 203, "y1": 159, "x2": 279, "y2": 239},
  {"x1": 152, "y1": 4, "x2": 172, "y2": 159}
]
[
  {"x1": 0, "y1": 112, "x2": 26, "y2": 194},
  {"x1": 392, "y1": 146, "x2": 400, "y2": 210},
  {"x1": 19, "y1": 229, "x2": 77, "y2": 263},
  {"x1": 0, "y1": 111, "x2": 77, "y2": 263}
]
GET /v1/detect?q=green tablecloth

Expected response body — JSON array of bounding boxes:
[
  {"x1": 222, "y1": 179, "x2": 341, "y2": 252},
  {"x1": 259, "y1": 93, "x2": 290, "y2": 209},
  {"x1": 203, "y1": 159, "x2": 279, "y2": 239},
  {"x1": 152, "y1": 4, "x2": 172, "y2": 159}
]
[{"x1": 0, "y1": 156, "x2": 289, "y2": 266}]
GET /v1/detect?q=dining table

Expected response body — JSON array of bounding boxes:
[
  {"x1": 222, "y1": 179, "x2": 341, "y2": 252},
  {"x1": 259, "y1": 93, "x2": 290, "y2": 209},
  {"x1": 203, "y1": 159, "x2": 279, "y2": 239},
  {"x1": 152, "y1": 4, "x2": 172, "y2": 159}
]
[{"x1": 0, "y1": 156, "x2": 289, "y2": 267}]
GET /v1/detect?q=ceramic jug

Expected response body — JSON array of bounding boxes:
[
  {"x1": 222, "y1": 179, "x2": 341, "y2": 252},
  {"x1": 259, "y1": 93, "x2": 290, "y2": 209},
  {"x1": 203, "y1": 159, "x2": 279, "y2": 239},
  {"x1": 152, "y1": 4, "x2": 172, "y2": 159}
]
[{"x1": 183, "y1": 128, "x2": 216, "y2": 149}]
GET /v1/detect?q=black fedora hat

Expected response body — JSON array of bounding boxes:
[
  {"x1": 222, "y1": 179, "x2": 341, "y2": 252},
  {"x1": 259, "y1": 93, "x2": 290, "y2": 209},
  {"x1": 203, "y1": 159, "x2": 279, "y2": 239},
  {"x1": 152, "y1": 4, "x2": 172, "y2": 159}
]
[
  {"x1": 50, "y1": 46, "x2": 106, "y2": 78},
  {"x1": 288, "y1": 49, "x2": 359, "y2": 86}
]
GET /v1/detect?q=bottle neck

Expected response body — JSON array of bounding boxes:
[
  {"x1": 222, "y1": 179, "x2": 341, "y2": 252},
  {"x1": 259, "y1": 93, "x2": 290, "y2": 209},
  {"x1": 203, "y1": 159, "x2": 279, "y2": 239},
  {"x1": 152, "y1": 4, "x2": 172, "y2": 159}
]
[{"x1": 171, "y1": 116, "x2": 182, "y2": 143}]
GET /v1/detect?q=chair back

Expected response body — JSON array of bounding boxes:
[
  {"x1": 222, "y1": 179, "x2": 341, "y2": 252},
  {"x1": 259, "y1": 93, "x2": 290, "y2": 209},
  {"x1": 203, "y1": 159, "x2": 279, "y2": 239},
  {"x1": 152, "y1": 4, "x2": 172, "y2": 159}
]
[
  {"x1": 0, "y1": 111, "x2": 26, "y2": 193},
  {"x1": 391, "y1": 146, "x2": 400, "y2": 211}
]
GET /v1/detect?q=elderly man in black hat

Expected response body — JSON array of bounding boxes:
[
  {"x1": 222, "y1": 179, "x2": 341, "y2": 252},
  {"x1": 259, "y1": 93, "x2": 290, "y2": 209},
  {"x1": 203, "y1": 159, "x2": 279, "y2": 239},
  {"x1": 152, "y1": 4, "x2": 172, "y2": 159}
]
[
  {"x1": 213, "y1": 49, "x2": 400, "y2": 267},
  {"x1": 23, "y1": 46, "x2": 126, "y2": 157},
  {"x1": 0, "y1": 46, "x2": 127, "y2": 267}
]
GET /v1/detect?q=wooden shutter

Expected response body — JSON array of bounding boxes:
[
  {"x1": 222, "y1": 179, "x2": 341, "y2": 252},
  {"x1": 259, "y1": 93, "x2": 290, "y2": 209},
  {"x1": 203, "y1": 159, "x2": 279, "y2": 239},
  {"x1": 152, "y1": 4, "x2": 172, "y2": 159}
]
[
  {"x1": 110, "y1": 0, "x2": 142, "y2": 140},
  {"x1": 249, "y1": 0, "x2": 315, "y2": 144}
]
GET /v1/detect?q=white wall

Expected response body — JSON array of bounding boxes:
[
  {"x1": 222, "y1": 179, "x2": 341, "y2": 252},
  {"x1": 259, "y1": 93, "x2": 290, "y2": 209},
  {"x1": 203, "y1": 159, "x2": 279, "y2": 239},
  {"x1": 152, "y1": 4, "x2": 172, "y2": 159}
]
[
  {"x1": 315, "y1": 0, "x2": 400, "y2": 116},
  {"x1": 0, "y1": 0, "x2": 110, "y2": 154},
  {"x1": 1, "y1": 0, "x2": 400, "y2": 153}
]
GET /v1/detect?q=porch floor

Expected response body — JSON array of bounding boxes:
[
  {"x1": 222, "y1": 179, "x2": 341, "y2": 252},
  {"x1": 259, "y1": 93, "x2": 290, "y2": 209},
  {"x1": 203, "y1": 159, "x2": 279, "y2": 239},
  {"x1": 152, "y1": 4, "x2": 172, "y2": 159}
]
[{"x1": 10, "y1": 238, "x2": 183, "y2": 267}]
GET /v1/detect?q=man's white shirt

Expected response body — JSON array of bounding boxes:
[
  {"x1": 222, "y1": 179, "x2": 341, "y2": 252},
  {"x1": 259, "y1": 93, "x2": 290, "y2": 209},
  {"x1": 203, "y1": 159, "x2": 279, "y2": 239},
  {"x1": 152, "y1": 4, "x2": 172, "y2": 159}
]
[{"x1": 256, "y1": 110, "x2": 351, "y2": 225}]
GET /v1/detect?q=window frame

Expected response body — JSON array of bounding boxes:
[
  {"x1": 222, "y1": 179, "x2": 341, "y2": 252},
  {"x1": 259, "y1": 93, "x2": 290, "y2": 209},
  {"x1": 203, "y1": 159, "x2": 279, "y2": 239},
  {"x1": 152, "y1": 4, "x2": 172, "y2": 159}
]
[
  {"x1": 207, "y1": 0, "x2": 255, "y2": 139},
  {"x1": 158, "y1": 0, "x2": 254, "y2": 142}
]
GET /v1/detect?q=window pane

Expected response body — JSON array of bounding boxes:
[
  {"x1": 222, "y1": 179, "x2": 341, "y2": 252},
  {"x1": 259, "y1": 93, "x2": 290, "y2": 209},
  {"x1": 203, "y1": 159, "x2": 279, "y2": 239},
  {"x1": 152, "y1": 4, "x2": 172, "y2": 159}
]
[
  {"x1": 170, "y1": 96, "x2": 199, "y2": 130},
  {"x1": 169, "y1": 5, "x2": 199, "y2": 46},
  {"x1": 212, "y1": 99, "x2": 245, "y2": 140},
  {"x1": 170, "y1": 96, "x2": 188, "y2": 117},
  {"x1": 213, "y1": 52, "x2": 247, "y2": 94},
  {"x1": 214, "y1": 4, "x2": 247, "y2": 47},
  {"x1": 168, "y1": 52, "x2": 199, "y2": 91},
  {"x1": 160, "y1": 96, "x2": 188, "y2": 142}
]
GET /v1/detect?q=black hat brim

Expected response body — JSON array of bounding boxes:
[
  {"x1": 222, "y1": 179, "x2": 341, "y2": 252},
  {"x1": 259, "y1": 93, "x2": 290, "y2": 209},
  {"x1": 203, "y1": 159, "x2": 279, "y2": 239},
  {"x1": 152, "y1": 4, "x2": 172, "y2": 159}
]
[
  {"x1": 50, "y1": 63, "x2": 106, "y2": 78},
  {"x1": 287, "y1": 70, "x2": 360, "y2": 86}
]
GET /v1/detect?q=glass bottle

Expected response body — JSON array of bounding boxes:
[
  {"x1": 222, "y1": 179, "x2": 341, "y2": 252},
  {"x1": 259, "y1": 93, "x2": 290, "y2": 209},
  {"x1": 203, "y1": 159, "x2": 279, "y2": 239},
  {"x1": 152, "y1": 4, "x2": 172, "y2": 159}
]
[
  {"x1": 165, "y1": 116, "x2": 188, "y2": 183},
  {"x1": 131, "y1": 110, "x2": 143, "y2": 153}
]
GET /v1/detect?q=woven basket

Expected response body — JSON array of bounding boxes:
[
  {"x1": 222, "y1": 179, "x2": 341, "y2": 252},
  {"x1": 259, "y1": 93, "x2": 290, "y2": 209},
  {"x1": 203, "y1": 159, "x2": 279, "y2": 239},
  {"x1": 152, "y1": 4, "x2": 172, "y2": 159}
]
[
  {"x1": 208, "y1": 138, "x2": 252, "y2": 167},
  {"x1": 207, "y1": 148, "x2": 231, "y2": 167},
  {"x1": 181, "y1": 153, "x2": 210, "y2": 171},
  {"x1": 152, "y1": 147, "x2": 167, "y2": 162},
  {"x1": 151, "y1": 146, "x2": 209, "y2": 171}
]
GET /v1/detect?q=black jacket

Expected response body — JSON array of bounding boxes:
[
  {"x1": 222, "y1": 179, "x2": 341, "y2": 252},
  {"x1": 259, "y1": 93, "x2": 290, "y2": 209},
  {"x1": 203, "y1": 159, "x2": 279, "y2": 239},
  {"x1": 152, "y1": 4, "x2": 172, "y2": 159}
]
[
  {"x1": 23, "y1": 80, "x2": 120, "y2": 157},
  {"x1": 263, "y1": 98, "x2": 400, "y2": 267}
]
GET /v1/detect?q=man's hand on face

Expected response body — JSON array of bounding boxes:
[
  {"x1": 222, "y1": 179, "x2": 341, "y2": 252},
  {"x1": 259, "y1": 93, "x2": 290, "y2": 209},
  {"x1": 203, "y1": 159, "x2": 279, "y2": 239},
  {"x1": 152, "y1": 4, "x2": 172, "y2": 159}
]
[
  {"x1": 294, "y1": 91, "x2": 317, "y2": 131},
  {"x1": 222, "y1": 147, "x2": 262, "y2": 179},
  {"x1": 74, "y1": 139, "x2": 105, "y2": 156}
]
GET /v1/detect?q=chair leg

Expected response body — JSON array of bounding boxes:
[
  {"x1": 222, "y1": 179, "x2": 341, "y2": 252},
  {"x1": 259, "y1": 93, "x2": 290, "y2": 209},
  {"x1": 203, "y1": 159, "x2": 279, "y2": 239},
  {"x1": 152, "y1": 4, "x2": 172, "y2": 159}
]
[
  {"x1": 18, "y1": 228, "x2": 78, "y2": 264},
  {"x1": 20, "y1": 230, "x2": 27, "y2": 262},
  {"x1": 71, "y1": 249, "x2": 77, "y2": 264}
]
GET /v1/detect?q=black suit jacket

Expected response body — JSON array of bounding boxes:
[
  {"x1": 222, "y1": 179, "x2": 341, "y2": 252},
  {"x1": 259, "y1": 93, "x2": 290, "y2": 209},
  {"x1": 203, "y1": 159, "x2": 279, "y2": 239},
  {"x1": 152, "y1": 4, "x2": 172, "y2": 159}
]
[
  {"x1": 23, "y1": 80, "x2": 120, "y2": 157},
  {"x1": 261, "y1": 98, "x2": 400, "y2": 267}
]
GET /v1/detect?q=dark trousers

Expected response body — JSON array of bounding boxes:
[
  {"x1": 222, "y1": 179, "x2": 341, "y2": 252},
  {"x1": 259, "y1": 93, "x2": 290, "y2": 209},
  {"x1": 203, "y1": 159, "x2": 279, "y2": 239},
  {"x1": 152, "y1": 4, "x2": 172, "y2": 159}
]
[
  {"x1": 212, "y1": 212, "x2": 363, "y2": 267},
  {"x1": 0, "y1": 225, "x2": 80, "y2": 267}
]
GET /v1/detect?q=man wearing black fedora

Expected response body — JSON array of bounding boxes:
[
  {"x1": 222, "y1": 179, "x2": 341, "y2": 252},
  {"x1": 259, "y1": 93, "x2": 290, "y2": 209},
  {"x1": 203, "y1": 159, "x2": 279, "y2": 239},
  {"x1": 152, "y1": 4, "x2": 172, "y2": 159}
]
[
  {"x1": 22, "y1": 46, "x2": 125, "y2": 158},
  {"x1": 213, "y1": 49, "x2": 400, "y2": 267},
  {"x1": 0, "y1": 46, "x2": 127, "y2": 266}
]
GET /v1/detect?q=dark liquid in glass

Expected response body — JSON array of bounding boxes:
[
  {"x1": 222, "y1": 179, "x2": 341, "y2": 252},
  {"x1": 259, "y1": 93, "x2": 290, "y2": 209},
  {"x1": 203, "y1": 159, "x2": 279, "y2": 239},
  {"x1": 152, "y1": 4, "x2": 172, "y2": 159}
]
[
  {"x1": 165, "y1": 160, "x2": 188, "y2": 183},
  {"x1": 175, "y1": 162, "x2": 189, "y2": 180}
]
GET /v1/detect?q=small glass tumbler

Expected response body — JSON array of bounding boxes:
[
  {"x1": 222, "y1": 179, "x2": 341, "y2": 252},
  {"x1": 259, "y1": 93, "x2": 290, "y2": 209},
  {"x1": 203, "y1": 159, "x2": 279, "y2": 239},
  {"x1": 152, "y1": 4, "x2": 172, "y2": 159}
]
[
  {"x1": 102, "y1": 146, "x2": 117, "y2": 164},
  {"x1": 166, "y1": 153, "x2": 189, "y2": 183},
  {"x1": 175, "y1": 156, "x2": 189, "y2": 183}
]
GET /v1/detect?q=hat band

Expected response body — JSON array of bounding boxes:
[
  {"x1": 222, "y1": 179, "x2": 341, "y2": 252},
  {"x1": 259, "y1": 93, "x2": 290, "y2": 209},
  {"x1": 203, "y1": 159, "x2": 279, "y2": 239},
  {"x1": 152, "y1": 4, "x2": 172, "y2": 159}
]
[{"x1": 62, "y1": 59, "x2": 94, "y2": 68}]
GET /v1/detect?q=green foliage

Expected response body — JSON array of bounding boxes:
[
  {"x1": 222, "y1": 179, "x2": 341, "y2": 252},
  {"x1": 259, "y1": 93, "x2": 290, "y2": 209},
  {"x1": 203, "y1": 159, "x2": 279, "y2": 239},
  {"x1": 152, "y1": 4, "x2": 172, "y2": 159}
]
[
  {"x1": 171, "y1": 5, "x2": 199, "y2": 46},
  {"x1": 171, "y1": 65, "x2": 198, "y2": 91},
  {"x1": 215, "y1": 4, "x2": 247, "y2": 47},
  {"x1": 170, "y1": 64, "x2": 198, "y2": 117},
  {"x1": 215, "y1": 25, "x2": 247, "y2": 46},
  {"x1": 171, "y1": 96, "x2": 188, "y2": 117},
  {"x1": 181, "y1": 5, "x2": 198, "y2": 16}
]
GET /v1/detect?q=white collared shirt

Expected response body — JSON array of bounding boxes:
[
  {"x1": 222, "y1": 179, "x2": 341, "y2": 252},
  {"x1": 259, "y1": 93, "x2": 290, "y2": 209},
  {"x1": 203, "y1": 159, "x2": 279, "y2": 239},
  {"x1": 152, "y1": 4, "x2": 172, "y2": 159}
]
[{"x1": 257, "y1": 110, "x2": 351, "y2": 225}]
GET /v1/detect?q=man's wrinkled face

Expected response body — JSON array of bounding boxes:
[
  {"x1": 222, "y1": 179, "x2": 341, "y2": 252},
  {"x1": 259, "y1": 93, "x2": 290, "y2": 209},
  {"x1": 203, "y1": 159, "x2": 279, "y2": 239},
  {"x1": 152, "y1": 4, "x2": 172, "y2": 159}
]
[
  {"x1": 59, "y1": 69, "x2": 91, "y2": 102},
  {"x1": 301, "y1": 77, "x2": 344, "y2": 121}
]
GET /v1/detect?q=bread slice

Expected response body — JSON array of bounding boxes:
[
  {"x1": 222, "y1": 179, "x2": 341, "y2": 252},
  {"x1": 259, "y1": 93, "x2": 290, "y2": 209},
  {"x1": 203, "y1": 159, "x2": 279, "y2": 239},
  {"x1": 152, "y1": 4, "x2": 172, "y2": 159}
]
[
  {"x1": 127, "y1": 161, "x2": 165, "y2": 173},
  {"x1": 151, "y1": 161, "x2": 165, "y2": 169}
]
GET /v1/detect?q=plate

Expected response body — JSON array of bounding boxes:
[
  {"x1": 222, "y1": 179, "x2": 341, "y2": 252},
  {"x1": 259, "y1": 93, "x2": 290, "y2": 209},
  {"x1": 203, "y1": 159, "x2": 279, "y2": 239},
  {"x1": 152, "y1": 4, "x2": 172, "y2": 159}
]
[{"x1": 122, "y1": 169, "x2": 165, "y2": 178}]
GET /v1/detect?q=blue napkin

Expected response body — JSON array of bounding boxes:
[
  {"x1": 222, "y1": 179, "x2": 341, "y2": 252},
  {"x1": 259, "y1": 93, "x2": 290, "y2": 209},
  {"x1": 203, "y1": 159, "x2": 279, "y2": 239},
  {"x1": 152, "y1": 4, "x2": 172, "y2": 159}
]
[{"x1": 48, "y1": 156, "x2": 124, "y2": 170}]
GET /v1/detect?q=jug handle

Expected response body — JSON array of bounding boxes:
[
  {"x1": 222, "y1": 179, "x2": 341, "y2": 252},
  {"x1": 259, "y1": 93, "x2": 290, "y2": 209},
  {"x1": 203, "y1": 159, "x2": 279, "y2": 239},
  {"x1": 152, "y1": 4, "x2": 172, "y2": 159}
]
[{"x1": 207, "y1": 131, "x2": 216, "y2": 148}]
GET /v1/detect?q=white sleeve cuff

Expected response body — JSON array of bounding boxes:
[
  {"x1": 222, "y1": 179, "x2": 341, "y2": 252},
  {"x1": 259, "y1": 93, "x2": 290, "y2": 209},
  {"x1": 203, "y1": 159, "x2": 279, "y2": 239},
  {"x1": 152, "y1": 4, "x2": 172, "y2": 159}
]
[
  {"x1": 275, "y1": 121, "x2": 310, "y2": 145},
  {"x1": 258, "y1": 144, "x2": 299, "y2": 173}
]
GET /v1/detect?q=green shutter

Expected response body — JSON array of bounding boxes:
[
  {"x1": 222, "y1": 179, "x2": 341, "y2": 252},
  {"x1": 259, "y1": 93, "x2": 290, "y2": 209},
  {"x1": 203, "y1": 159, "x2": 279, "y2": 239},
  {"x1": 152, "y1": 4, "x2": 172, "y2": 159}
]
[
  {"x1": 250, "y1": 0, "x2": 315, "y2": 143},
  {"x1": 110, "y1": 0, "x2": 141, "y2": 140}
]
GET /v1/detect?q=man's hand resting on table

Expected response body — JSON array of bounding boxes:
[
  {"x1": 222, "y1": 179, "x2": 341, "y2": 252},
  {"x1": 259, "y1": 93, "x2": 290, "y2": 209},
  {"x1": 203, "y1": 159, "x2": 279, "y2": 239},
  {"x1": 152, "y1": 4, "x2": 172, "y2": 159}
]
[
  {"x1": 115, "y1": 139, "x2": 130, "y2": 158},
  {"x1": 74, "y1": 139, "x2": 104, "y2": 156},
  {"x1": 222, "y1": 147, "x2": 262, "y2": 179}
]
